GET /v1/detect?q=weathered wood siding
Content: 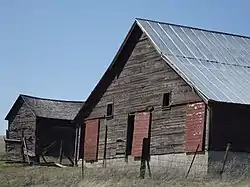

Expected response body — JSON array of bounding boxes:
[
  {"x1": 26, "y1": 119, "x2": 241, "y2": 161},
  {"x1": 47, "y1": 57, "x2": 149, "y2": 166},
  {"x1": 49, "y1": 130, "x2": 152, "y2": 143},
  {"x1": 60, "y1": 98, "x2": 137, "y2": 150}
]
[
  {"x1": 185, "y1": 102, "x2": 206, "y2": 152},
  {"x1": 87, "y1": 33, "x2": 202, "y2": 159},
  {"x1": 6, "y1": 101, "x2": 36, "y2": 161}
]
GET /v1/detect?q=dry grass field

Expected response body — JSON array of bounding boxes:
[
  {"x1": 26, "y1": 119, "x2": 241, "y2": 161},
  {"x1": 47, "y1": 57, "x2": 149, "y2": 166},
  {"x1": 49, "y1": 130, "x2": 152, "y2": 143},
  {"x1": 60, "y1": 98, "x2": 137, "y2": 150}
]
[
  {"x1": 0, "y1": 136, "x2": 5, "y2": 154},
  {"x1": 0, "y1": 136, "x2": 249, "y2": 187}
]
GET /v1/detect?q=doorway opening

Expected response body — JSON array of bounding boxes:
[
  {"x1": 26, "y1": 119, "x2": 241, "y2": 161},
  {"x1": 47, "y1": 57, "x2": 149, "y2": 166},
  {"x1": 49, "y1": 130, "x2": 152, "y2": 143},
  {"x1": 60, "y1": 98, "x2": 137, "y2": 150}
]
[{"x1": 125, "y1": 114, "x2": 135, "y2": 157}]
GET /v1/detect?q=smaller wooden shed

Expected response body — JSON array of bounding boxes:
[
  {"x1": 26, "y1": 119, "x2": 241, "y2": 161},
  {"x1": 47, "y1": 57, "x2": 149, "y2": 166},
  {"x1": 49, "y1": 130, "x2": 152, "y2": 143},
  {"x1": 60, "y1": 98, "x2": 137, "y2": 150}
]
[{"x1": 5, "y1": 94, "x2": 84, "y2": 164}]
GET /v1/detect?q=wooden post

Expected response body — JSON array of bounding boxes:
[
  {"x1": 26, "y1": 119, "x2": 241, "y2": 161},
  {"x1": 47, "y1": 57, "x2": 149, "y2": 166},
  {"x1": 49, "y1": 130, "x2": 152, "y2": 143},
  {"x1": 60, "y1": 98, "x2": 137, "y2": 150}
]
[
  {"x1": 220, "y1": 143, "x2": 231, "y2": 176},
  {"x1": 186, "y1": 144, "x2": 200, "y2": 178},
  {"x1": 23, "y1": 137, "x2": 30, "y2": 165},
  {"x1": 59, "y1": 140, "x2": 64, "y2": 164},
  {"x1": 103, "y1": 120, "x2": 108, "y2": 168},
  {"x1": 74, "y1": 126, "x2": 79, "y2": 166},
  {"x1": 146, "y1": 160, "x2": 152, "y2": 178},
  {"x1": 81, "y1": 123, "x2": 86, "y2": 179},
  {"x1": 139, "y1": 138, "x2": 150, "y2": 179},
  {"x1": 144, "y1": 138, "x2": 151, "y2": 178},
  {"x1": 67, "y1": 157, "x2": 74, "y2": 166},
  {"x1": 139, "y1": 158, "x2": 146, "y2": 179},
  {"x1": 21, "y1": 130, "x2": 25, "y2": 162},
  {"x1": 41, "y1": 154, "x2": 47, "y2": 163},
  {"x1": 35, "y1": 137, "x2": 40, "y2": 165}
]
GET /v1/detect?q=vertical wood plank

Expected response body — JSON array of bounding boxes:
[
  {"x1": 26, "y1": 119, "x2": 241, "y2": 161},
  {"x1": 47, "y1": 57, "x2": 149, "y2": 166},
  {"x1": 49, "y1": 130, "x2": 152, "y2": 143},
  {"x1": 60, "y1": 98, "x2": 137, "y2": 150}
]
[
  {"x1": 84, "y1": 119, "x2": 100, "y2": 162},
  {"x1": 185, "y1": 102, "x2": 206, "y2": 152},
  {"x1": 131, "y1": 112, "x2": 151, "y2": 157}
]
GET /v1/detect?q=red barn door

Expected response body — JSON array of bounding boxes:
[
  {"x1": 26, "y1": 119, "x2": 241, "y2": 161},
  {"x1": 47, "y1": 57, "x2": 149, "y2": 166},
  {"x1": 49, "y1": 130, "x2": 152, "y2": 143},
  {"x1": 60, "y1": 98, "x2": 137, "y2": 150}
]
[
  {"x1": 185, "y1": 102, "x2": 206, "y2": 153},
  {"x1": 84, "y1": 119, "x2": 100, "y2": 162},
  {"x1": 131, "y1": 112, "x2": 151, "y2": 157}
]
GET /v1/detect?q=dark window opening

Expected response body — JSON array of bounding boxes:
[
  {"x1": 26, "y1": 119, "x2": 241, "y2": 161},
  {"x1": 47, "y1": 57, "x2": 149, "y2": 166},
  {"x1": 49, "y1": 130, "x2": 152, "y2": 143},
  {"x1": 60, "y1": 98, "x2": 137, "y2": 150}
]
[
  {"x1": 126, "y1": 114, "x2": 135, "y2": 156},
  {"x1": 162, "y1": 92, "x2": 171, "y2": 107},
  {"x1": 106, "y1": 103, "x2": 113, "y2": 117}
]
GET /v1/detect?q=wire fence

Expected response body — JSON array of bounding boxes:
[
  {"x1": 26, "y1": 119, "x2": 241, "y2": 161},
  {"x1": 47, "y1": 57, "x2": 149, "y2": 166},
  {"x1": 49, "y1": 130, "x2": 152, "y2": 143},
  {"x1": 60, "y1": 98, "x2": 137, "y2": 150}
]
[{"x1": 80, "y1": 143, "x2": 250, "y2": 182}]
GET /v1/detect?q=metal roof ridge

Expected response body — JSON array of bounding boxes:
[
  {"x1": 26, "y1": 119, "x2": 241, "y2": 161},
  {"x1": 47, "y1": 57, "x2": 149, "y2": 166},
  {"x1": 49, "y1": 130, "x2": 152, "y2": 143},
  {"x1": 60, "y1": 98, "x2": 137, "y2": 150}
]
[{"x1": 135, "y1": 18, "x2": 250, "y2": 40}]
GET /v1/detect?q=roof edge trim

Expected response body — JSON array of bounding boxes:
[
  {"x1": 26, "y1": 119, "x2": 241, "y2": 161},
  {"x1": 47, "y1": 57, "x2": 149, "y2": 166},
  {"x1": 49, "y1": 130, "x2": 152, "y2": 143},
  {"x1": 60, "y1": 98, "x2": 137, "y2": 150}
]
[
  {"x1": 74, "y1": 20, "x2": 141, "y2": 122},
  {"x1": 20, "y1": 94, "x2": 84, "y2": 103},
  {"x1": 135, "y1": 18, "x2": 250, "y2": 39}
]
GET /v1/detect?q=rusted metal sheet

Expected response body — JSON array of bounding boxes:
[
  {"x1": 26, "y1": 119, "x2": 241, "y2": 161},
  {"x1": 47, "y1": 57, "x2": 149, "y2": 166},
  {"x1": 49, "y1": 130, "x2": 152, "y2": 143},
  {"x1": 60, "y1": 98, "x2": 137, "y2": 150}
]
[
  {"x1": 185, "y1": 102, "x2": 206, "y2": 152},
  {"x1": 131, "y1": 112, "x2": 151, "y2": 157},
  {"x1": 84, "y1": 119, "x2": 99, "y2": 162}
]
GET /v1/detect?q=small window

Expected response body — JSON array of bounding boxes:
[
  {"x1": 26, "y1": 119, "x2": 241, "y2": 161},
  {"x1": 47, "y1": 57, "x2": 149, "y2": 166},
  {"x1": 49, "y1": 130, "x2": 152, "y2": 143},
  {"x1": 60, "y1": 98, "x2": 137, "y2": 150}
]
[
  {"x1": 107, "y1": 103, "x2": 113, "y2": 117},
  {"x1": 162, "y1": 92, "x2": 171, "y2": 107}
]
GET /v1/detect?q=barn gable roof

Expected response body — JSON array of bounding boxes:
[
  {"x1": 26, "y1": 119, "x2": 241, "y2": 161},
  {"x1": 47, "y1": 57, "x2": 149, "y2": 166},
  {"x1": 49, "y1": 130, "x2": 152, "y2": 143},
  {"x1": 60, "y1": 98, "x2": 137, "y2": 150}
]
[
  {"x1": 136, "y1": 18, "x2": 250, "y2": 105},
  {"x1": 5, "y1": 94, "x2": 84, "y2": 121},
  {"x1": 75, "y1": 18, "x2": 250, "y2": 121}
]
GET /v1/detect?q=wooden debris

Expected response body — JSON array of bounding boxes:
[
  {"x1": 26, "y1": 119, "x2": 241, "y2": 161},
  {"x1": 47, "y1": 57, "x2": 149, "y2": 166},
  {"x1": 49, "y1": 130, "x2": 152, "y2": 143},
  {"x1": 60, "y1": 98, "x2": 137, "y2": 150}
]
[
  {"x1": 54, "y1": 162, "x2": 67, "y2": 168},
  {"x1": 3, "y1": 137, "x2": 21, "y2": 143},
  {"x1": 41, "y1": 141, "x2": 56, "y2": 155},
  {"x1": 23, "y1": 137, "x2": 30, "y2": 164},
  {"x1": 59, "y1": 140, "x2": 63, "y2": 164}
]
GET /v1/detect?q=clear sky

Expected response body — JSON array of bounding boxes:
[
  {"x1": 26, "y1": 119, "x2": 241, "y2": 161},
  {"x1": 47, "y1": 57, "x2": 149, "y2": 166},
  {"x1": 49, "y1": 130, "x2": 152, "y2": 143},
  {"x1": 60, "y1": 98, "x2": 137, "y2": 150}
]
[{"x1": 0, "y1": 0, "x2": 249, "y2": 135}]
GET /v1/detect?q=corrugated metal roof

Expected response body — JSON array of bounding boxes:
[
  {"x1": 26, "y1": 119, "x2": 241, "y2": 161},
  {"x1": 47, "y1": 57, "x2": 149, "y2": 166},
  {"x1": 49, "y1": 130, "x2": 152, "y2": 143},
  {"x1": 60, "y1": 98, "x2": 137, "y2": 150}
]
[{"x1": 136, "y1": 18, "x2": 250, "y2": 105}]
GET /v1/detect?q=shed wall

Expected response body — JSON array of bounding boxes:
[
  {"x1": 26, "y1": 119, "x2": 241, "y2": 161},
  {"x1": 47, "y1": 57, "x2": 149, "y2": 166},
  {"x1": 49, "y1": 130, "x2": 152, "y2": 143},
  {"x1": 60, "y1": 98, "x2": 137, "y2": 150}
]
[
  {"x1": 6, "y1": 101, "x2": 36, "y2": 161},
  {"x1": 86, "y1": 33, "x2": 202, "y2": 159}
]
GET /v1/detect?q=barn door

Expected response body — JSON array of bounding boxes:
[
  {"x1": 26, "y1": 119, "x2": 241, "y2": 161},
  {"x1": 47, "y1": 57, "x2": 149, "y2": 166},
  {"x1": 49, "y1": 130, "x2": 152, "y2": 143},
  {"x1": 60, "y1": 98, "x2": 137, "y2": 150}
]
[
  {"x1": 83, "y1": 119, "x2": 100, "y2": 162},
  {"x1": 131, "y1": 112, "x2": 151, "y2": 158},
  {"x1": 185, "y1": 102, "x2": 206, "y2": 153}
]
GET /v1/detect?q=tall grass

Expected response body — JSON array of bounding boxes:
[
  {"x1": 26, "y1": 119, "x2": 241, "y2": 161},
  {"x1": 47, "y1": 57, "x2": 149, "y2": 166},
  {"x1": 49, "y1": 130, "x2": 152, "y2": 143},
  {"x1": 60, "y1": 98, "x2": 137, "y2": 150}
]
[{"x1": 0, "y1": 160, "x2": 249, "y2": 187}]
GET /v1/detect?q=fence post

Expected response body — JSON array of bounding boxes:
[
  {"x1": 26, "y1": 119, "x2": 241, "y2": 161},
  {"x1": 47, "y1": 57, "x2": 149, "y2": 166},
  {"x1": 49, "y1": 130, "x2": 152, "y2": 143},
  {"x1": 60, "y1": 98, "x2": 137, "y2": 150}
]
[
  {"x1": 102, "y1": 120, "x2": 108, "y2": 168},
  {"x1": 139, "y1": 158, "x2": 146, "y2": 179},
  {"x1": 186, "y1": 144, "x2": 200, "y2": 178},
  {"x1": 139, "y1": 138, "x2": 150, "y2": 179},
  {"x1": 220, "y1": 143, "x2": 231, "y2": 177}
]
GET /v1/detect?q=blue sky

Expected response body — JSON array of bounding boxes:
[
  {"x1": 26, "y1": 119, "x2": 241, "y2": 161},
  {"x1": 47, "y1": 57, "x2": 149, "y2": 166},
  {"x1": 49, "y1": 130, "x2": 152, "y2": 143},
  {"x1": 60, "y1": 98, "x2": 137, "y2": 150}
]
[{"x1": 0, "y1": 0, "x2": 249, "y2": 134}]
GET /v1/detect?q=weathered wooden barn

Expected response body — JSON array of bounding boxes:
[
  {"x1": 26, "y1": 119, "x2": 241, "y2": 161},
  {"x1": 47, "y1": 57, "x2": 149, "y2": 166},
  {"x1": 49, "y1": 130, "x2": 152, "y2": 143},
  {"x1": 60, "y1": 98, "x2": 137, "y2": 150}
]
[
  {"x1": 5, "y1": 94, "x2": 84, "y2": 164},
  {"x1": 75, "y1": 18, "x2": 250, "y2": 174}
]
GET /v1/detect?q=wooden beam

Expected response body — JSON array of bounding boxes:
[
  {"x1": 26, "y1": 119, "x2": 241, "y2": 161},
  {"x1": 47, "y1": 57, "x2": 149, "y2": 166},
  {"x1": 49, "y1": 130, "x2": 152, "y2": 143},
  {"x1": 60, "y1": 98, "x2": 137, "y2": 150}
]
[
  {"x1": 41, "y1": 154, "x2": 47, "y2": 163},
  {"x1": 24, "y1": 149, "x2": 36, "y2": 157},
  {"x1": 84, "y1": 116, "x2": 105, "y2": 121},
  {"x1": 21, "y1": 130, "x2": 25, "y2": 162},
  {"x1": 59, "y1": 140, "x2": 63, "y2": 164},
  {"x1": 81, "y1": 123, "x2": 86, "y2": 179},
  {"x1": 3, "y1": 137, "x2": 21, "y2": 143},
  {"x1": 74, "y1": 127, "x2": 79, "y2": 166},
  {"x1": 186, "y1": 144, "x2": 200, "y2": 178},
  {"x1": 54, "y1": 162, "x2": 67, "y2": 168},
  {"x1": 102, "y1": 120, "x2": 108, "y2": 168},
  {"x1": 41, "y1": 141, "x2": 56, "y2": 155},
  {"x1": 67, "y1": 157, "x2": 74, "y2": 166},
  {"x1": 220, "y1": 143, "x2": 231, "y2": 176},
  {"x1": 23, "y1": 137, "x2": 30, "y2": 164}
]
